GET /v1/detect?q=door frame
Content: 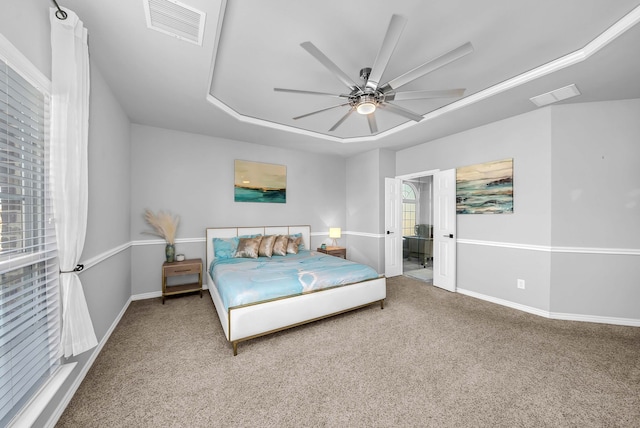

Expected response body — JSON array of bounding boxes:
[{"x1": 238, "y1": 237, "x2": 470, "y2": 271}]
[
  {"x1": 387, "y1": 169, "x2": 456, "y2": 291},
  {"x1": 396, "y1": 169, "x2": 439, "y2": 277},
  {"x1": 397, "y1": 169, "x2": 440, "y2": 181}
]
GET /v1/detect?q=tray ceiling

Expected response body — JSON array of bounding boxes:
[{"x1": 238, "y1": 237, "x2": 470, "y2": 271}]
[{"x1": 60, "y1": 0, "x2": 640, "y2": 155}]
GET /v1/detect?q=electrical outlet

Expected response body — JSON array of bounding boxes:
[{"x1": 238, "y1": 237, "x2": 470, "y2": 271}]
[{"x1": 517, "y1": 279, "x2": 525, "y2": 289}]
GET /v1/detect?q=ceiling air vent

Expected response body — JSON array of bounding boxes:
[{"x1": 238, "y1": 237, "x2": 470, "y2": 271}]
[
  {"x1": 530, "y1": 84, "x2": 581, "y2": 107},
  {"x1": 143, "y1": 0, "x2": 206, "y2": 46}
]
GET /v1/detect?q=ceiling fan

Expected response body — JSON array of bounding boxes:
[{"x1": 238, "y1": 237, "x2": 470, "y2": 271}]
[{"x1": 274, "y1": 14, "x2": 474, "y2": 134}]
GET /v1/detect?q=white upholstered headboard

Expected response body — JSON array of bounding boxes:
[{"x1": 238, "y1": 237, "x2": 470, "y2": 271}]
[{"x1": 205, "y1": 225, "x2": 311, "y2": 274}]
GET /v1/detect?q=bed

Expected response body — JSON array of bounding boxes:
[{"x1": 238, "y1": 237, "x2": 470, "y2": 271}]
[{"x1": 206, "y1": 225, "x2": 386, "y2": 355}]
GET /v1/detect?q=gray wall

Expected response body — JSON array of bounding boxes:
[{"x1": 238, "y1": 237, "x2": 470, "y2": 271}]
[
  {"x1": 1, "y1": 2, "x2": 133, "y2": 425},
  {"x1": 398, "y1": 108, "x2": 553, "y2": 311},
  {"x1": 345, "y1": 148, "x2": 395, "y2": 273},
  {"x1": 78, "y1": 63, "x2": 132, "y2": 336},
  {"x1": 549, "y1": 99, "x2": 640, "y2": 318},
  {"x1": 1, "y1": 0, "x2": 51, "y2": 79},
  {"x1": 396, "y1": 101, "x2": 640, "y2": 320},
  {"x1": 130, "y1": 124, "x2": 347, "y2": 295}
]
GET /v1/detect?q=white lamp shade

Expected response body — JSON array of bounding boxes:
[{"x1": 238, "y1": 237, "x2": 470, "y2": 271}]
[{"x1": 329, "y1": 227, "x2": 341, "y2": 239}]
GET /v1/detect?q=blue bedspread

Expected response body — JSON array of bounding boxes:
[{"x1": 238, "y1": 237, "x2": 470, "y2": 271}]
[{"x1": 210, "y1": 250, "x2": 379, "y2": 309}]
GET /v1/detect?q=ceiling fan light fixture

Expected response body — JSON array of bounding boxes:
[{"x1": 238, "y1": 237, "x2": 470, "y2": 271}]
[
  {"x1": 356, "y1": 102, "x2": 376, "y2": 115},
  {"x1": 356, "y1": 94, "x2": 378, "y2": 115}
]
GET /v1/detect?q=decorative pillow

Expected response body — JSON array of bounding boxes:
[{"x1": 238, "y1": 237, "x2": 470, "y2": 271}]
[
  {"x1": 289, "y1": 232, "x2": 305, "y2": 250},
  {"x1": 239, "y1": 233, "x2": 261, "y2": 239},
  {"x1": 213, "y1": 237, "x2": 239, "y2": 259},
  {"x1": 258, "y1": 235, "x2": 276, "y2": 258},
  {"x1": 235, "y1": 236, "x2": 262, "y2": 258},
  {"x1": 272, "y1": 235, "x2": 289, "y2": 256},
  {"x1": 286, "y1": 236, "x2": 302, "y2": 254}
]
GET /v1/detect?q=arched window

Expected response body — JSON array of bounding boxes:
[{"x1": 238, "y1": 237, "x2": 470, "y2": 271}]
[{"x1": 402, "y1": 182, "x2": 418, "y2": 236}]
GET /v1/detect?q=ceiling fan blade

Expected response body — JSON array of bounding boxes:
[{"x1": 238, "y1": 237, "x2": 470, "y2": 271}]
[
  {"x1": 301, "y1": 41, "x2": 360, "y2": 92},
  {"x1": 386, "y1": 88, "x2": 466, "y2": 101},
  {"x1": 367, "y1": 113, "x2": 378, "y2": 134},
  {"x1": 293, "y1": 103, "x2": 349, "y2": 120},
  {"x1": 379, "y1": 102, "x2": 424, "y2": 122},
  {"x1": 329, "y1": 108, "x2": 355, "y2": 131},
  {"x1": 275, "y1": 88, "x2": 349, "y2": 98},
  {"x1": 381, "y1": 42, "x2": 474, "y2": 92},
  {"x1": 365, "y1": 14, "x2": 407, "y2": 92}
]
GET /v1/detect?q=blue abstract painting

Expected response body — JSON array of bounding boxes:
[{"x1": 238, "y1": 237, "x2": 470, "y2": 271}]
[
  {"x1": 456, "y1": 158, "x2": 513, "y2": 214},
  {"x1": 234, "y1": 160, "x2": 286, "y2": 203}
]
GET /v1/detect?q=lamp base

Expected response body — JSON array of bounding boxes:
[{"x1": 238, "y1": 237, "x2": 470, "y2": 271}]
[{"x1": 331, "y1": 239, "x2": 338, "y2": 246}]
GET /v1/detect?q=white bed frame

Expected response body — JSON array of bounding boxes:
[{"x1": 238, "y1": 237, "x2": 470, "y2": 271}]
[{"x1": 206, "y1": 225, "x2": 386, "y2": 355}]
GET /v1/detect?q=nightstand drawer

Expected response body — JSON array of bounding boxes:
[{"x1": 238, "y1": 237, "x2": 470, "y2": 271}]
[
  {"x1": 161, "y1": 258, "x2": 203, "y2": 304},
  {"x1": 164, "y1": 260, "x2": 201, "y2": 276}
]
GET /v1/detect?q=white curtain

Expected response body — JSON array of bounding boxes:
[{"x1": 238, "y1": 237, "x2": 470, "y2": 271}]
[{"x1": 50, "y1": 8, "x2": 98, "y2": 357}]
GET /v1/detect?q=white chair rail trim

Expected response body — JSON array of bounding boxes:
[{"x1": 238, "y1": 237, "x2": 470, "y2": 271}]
[
  {"x1": 457, "y1": 238, "x2": 640, "y2": 256},
  {"x1": 79, "y1": 242, "x2": 131, "y2": 271},
  {"x1": 76, "y1": 237, "x2": 639, "y2": 274}
]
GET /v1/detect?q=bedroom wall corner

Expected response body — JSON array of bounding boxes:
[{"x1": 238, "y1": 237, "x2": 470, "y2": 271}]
[{"x1": 345, "y1": 148, "x2": 394, "y2": 273}]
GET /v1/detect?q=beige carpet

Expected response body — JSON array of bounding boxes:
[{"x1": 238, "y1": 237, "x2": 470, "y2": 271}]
[{"x1": 57, "y1": 276, "x2": 640, "y2": 427}]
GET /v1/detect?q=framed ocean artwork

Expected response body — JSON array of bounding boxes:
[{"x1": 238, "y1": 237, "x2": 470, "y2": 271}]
[
  {"x1": 234, "y1": 160, "x2": 286, "y2": 203},
  {"x1": 456, "y1": 158, "x2": 513, "y2": 214}
]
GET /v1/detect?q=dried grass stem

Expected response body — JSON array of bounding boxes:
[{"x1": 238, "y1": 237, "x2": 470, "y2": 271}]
[{"x1": 144, "y1": 209, "x2": 179, "y2": 244}]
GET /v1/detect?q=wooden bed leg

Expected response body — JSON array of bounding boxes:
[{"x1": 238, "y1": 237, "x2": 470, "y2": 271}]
[
  {"x1": 380, "y1": 300, "x2": 384, "y2": 309},
  {"x1": 233, "y1": 342, "x2": 238, "y2": 356}
]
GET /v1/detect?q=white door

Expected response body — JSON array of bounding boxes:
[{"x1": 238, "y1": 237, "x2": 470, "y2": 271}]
[
  {"x1": 384, "y1": 177, "x2": 402, "y2": 277},
  {"x1": 433, "y1": 169, "x2": 457, "y2": 292}
]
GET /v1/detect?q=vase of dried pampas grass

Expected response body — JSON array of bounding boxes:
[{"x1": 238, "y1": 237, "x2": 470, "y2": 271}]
[
  {"x1": 144, "y1": 209, "x2": 180, "y2": 262},
  {"x1": 165, "y1": 243, "x2": 175, "y2": 263}
]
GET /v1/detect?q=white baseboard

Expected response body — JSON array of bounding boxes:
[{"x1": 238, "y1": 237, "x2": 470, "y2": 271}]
[
  {"x1": 131, "y1": 284, "x2": 209, "y2": 302},
  {"x1": 548, "y1": 311, "x2": 640, "y2": 327},
  {"x1": 457, "y1": 288, "x2": 550, "y2": 318},
  {"x1": 45, "y1": 297, "x2": 133, "y2": 428},
  {"x1": 131, "y1": 291, "x2": 162, "y2": 301},
  {"x1": 457, "y1": 288, "x2": 640, "y2": 327}
]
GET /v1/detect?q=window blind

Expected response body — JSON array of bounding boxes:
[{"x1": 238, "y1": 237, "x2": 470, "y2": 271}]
[{"x1": 0, "y1": 55, "x2": 59, "y2": 426}]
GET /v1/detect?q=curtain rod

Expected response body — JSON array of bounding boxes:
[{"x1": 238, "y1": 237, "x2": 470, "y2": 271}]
[{"x1": 51, "y1": 0, "x2": 68, "y2": 20}]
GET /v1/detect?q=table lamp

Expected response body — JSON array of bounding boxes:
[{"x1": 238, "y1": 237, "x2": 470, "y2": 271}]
[{"x1": 329, "y1": 227, "x2": 341, "y2": 246}]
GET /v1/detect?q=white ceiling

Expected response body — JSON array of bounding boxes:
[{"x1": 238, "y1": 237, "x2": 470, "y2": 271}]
[{"x1": 61, "y1": 0, "x2": 640, "y2": 157}]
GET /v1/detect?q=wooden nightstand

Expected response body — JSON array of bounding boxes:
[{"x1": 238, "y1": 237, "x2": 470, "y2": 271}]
[
  {"x1": 162, "y1": 258, "x2": 203, "y2": 304},
  {"x1": 317, "y1": 246, "x2": 347, "y2": 259}
]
